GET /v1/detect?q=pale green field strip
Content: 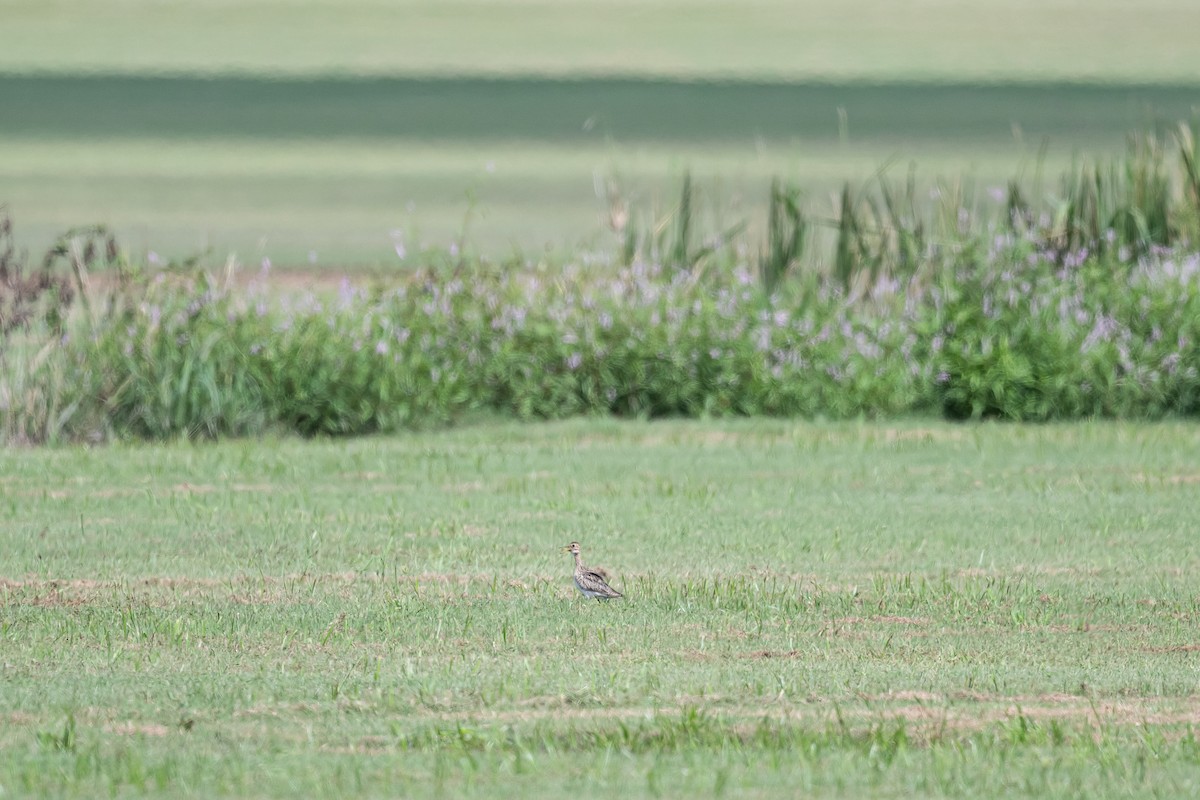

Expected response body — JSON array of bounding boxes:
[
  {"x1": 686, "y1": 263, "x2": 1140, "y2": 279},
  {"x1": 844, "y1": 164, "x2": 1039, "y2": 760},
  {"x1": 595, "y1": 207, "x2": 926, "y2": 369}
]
[
  {"x1": 2, "y1": 422, "x2": 1200, "y2": 795},
  {"x1": 5, "y1": 0, "x2": 1200, "y2": 83},
  {"x1": 0, "y1": 135, "x2": 1104, "y2": 265}
]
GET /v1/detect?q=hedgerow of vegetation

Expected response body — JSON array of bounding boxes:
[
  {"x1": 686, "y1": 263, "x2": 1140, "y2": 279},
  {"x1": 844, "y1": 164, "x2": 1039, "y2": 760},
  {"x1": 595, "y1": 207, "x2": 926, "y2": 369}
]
[{"x1": 2, "y1": 124, "x2": 1200, "y2": 442}]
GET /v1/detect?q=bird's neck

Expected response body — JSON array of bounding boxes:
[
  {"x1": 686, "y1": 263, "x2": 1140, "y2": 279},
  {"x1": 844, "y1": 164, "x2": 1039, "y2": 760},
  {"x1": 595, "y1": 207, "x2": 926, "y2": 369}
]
[{"x1": 573, "y1": 552, "x2": 583, "y2": 568}]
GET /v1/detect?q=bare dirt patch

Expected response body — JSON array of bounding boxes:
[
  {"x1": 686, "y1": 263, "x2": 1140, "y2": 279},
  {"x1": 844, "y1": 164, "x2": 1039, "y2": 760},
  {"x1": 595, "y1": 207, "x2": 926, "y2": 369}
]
[
  {"x1": 417, "y1": 693, "x2": 1200, "y2": 736},
  {"x1": 1, "y1": 712, "x2": 39, "y2": 725},
  {"x1": 872, "y1": 690, "x2": 946, "y2": 703},
  {"x1": 746, "y1": 649, "x2": 803, "y2": 659},
  {"x1": 1142, "y1": 644, "x2": 1200, "y2": 653},
  {"x1": 846, "y1": 691, "x2": 1200, "y2": 730},
  {"x1": 1131, "y1": 472, "x2": 1200, "y2": 486},
  {"x1": 1034, "y1": 623, "x2": 1146, "y2": 634},
  {"x1": 216, "y1": 690, "x2": 1200, "y2": 746},
  {"x1": 833, "y1": 615, "x2": 929, "y2": 626},
  {"x1": 1, "y1": 570, "x2": 554, "y2": 607},
  {"x1": 25, "y1": 481, "x2": 276, "y2": 500},
  {"x1": 0, "y1": 579, "x2": 105, "y2": 607},
  {"x1": 104, "y1": 721, "x2": 171, "y2": 737}
]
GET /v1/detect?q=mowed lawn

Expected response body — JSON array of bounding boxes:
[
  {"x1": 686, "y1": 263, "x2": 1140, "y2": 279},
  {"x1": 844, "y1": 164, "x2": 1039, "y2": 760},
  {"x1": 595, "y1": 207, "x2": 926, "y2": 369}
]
[
  {"x1": 3, "y1": 420, "x2": 1200, "y2": 797},
  {"x1": 3, "y1": 0, "x2": 1200, "y2": 263}
]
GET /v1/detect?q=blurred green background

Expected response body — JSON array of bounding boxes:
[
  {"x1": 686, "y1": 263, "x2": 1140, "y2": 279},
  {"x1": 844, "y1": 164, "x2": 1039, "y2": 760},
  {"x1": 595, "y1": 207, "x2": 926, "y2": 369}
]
[{"x1": 3, "y1": 0, "x2": 1198, "y2": 266}]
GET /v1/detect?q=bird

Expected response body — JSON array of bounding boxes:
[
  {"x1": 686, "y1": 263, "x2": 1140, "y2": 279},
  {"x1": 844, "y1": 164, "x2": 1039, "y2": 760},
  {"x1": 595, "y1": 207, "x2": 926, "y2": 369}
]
[{"x1": 562, "y1": 541, "x2": 623, "y2": 601}]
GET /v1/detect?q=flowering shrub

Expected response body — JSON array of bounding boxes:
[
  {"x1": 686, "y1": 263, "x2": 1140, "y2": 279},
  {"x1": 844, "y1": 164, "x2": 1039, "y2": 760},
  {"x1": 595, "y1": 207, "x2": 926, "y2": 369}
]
[
  {"x1": 15, "y1": 235, "x2": 1188, "y2": 443},
  {"x1": 930, "y1": 238, "x2": 1200, "y2": 420}
]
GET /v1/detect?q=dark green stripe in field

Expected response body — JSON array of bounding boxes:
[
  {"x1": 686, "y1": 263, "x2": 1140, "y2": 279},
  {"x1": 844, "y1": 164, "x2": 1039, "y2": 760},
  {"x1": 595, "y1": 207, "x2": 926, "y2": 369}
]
[{"x1": 3, "y1": 73, "x2": 1197, "y2": 143}]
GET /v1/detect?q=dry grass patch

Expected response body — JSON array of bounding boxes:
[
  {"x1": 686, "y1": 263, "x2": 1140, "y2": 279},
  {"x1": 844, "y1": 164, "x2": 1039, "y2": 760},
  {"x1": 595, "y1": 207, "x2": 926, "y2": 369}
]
[
  {"x1": 102, "y1": 721, "x2": 171, "y2": 737},
  {"x1": 1131, "y1": 472, "x2": 1200, "y2": 486}
]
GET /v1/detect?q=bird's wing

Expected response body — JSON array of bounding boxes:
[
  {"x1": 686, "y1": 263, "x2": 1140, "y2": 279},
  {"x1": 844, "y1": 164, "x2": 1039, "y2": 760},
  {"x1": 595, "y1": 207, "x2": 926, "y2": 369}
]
[
  {"x1": 580, "y1": 568, "x2": 611, "y2": 584},
  {"x1": 580, "y1": 569, "x2": 622, "y2": 596}
]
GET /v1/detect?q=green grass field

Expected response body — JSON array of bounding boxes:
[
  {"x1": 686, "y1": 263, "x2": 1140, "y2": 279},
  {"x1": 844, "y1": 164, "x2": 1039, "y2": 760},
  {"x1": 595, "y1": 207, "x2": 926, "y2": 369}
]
[
  {"x1": 6, "y1": 4, "x2": 1200, "y2": 795},
  {"x1": 4, "y1": 420, "x2": 1200, "y2": 797},
  {"x1": 3, "y1": 0, "x2": 1200, "y2": 263}
]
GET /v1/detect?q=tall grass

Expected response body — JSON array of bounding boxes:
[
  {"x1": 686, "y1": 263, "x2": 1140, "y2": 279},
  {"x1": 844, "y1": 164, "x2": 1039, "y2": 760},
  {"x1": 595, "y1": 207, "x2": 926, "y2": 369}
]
[
  {"x1": 831, "y1": 167, "x2": 931, "y2": 295},
  {"x1": 3, "y1": 124, "x2": 1200, "y2": 442},
  {"x1": 758, "y1": 179, "x2": 808, "y2": 295}
]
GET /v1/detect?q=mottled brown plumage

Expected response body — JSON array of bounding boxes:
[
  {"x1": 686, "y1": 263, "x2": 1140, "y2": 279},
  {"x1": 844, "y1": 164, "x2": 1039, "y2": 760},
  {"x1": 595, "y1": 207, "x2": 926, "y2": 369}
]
[{"x1": 562, "y1": 541, "x2": 623, "y2": 600}]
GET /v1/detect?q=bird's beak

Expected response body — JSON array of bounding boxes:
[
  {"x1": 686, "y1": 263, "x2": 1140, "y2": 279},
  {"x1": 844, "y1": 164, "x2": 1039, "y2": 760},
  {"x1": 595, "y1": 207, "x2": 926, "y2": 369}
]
[{"x1": 561, "y1": 545, "x2": 572, "y2": 552}]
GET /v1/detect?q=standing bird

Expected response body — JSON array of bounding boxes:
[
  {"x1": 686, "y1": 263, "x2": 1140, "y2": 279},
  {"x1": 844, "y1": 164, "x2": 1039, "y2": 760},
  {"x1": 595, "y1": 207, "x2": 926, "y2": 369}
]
[{"x1": 562, "y1": 541, "x2": 623, "y2": 601}]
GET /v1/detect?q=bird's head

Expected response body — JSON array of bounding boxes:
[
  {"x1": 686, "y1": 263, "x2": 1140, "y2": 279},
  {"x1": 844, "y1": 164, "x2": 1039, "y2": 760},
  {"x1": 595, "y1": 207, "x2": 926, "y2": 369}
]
[{"x1": 562, "y1": 542, "x2": 581, "y2": 555}]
